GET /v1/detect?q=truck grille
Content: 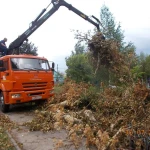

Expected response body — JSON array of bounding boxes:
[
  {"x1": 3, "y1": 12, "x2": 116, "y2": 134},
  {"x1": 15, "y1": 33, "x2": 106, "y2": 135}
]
[{"x1": 22, "y1": 82, "x2": 47, "y2": 90}]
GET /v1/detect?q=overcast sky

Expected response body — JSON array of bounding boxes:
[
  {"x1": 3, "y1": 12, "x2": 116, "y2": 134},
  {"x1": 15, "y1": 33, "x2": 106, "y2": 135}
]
[{"x1": 0, "y1": 0, "x2": 150, "y2": 72}]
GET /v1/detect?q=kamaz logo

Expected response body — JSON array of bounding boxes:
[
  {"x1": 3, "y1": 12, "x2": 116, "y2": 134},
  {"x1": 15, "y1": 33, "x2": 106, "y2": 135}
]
[{"x1": 34, "y1": 74, "x2": 38, "y2": 78}]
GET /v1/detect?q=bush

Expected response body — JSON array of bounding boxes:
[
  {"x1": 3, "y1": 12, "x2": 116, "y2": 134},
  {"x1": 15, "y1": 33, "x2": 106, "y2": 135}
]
[{"x1": 77, "y1": 86, "x2": 99, "y2": 110}]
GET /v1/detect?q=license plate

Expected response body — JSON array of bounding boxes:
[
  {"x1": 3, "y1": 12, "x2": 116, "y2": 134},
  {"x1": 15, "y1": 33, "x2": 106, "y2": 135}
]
[{"x1": 32, "y1": 95, "x2": 42, "y2": 100}]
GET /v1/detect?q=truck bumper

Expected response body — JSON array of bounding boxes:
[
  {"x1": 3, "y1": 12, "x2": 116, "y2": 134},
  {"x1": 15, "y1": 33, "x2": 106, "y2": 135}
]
[{"x1": 7, "y1": 89, "x2": 54, "y2": 104}]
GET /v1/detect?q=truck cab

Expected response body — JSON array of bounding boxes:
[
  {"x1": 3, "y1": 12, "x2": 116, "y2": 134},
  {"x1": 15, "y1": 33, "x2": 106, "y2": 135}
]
[{"x1": 0, "y1": 54, "x2": 54, "y2": 112}]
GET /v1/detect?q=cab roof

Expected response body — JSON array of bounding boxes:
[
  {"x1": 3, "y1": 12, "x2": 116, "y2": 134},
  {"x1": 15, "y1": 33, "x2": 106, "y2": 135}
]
[{"x1": 0, "y1": 54, "x2": 47, "y2": 60}]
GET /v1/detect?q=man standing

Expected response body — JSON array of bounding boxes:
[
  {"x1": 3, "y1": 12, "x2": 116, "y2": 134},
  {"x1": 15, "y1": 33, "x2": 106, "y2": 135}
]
[{"x1": 0, "y1": 38, "x2": 8, "y2": 56}]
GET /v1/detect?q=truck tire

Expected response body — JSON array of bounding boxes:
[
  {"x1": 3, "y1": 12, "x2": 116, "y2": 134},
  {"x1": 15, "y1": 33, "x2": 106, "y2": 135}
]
[{"x1": 0, "y1": 92, "x2": 9, "y2": 113}]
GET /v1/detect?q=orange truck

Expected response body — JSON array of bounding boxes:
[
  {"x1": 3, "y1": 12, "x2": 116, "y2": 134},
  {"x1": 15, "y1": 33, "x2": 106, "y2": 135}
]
[
  {"x1": 0, "y1": 0, "x2": 103, "y2": 112},
  {"x1": 0, "y1": 54, "x2": 55, "y2": 112}
]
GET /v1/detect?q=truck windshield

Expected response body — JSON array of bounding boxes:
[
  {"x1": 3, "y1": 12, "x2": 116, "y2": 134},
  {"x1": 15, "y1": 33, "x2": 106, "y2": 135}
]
[{"x1": 11, "y1": 58, "x2": 50, "y2": 70}]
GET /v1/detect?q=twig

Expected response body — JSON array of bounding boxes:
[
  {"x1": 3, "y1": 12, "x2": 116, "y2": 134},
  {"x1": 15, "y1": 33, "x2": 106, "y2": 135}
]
[
  {"x1": 102, "y1": 127, "x2": 124, "y2": 150},
  {"x1": 94, "y1": 53, "x2": 100, "y2": 75}
]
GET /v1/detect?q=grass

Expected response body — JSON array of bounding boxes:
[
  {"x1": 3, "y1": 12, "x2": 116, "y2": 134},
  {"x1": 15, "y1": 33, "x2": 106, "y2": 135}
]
[{"x1": 54, "y1": 83, "x2": 64, "y2": 94}]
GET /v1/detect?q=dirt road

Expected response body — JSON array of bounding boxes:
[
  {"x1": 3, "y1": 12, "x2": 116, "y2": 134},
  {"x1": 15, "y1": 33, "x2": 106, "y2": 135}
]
[{"x1": 5, "y1": 104, "x2": 92, "y2": 150}]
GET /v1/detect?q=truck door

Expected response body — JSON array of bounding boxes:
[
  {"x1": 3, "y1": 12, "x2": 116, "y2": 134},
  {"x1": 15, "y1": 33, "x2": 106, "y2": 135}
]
[{"x1": 1, "y1": 59, "x2": 10, "y2": 81}]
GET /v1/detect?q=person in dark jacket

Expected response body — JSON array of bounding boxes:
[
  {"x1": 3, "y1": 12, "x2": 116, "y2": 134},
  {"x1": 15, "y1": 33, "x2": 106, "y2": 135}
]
[{"x1": 0, "y1": 38, "x2": 8, "y2": 56}]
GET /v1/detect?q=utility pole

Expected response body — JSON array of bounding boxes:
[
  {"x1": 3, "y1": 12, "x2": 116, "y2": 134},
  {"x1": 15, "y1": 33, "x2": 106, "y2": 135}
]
[
  {"x1": 56, "y1": 64, "x2": 59, "y2": 82},
  {"x1": 57, "y1": 64, "x2": 58, "y2": 72}
]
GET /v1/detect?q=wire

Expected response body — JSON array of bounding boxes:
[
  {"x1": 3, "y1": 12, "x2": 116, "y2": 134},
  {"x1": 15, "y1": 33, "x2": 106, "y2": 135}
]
[{"x1": 46, "y1": 2, "x2": 52, "y2": 10}]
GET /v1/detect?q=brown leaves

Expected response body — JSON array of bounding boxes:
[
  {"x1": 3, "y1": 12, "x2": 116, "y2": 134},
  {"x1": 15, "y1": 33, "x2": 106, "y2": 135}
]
[
  {"x1": 88, "y1": 32, "x2": 135, "y2": 83},
  {"x1": 23, "y1": 110, "x2": 55, "y2": 132},
  {"x1": 88, "y1": 32, "x2": 123, "y2": 67},
  {"x1": 0, "y1": 127, "x2": 16, "y2": 150},
  {"x1": 133, "y1": 81, "x2": 149, "y2": 101},
  {"x1": 22, "y1": 80, "x2": 150, "y2": 149},
  {"x1": 0, "y1": 114, "x2": 16, "y2": 150},
  {"x1": 96, "y1": 129, "x2": 110, "y2": 149},
  {"x1": 0, "y1": 114, "x2": 16, "y2": 130}
]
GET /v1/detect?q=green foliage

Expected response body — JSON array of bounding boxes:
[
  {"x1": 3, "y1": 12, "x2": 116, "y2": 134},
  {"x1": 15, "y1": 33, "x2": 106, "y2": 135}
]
[
  {"x1": 66, "y1": 53, "x2": 93, "y2": 82},
  {"x1": 145, "y1": 55, "x2": 150, "y2": 76},
  {"x1": 131, "y1": 65, "x2": 146, "y2": 80},
  {"x1": 100, "y1": 5, "x2": 136, "y2": 55},
  {"x1": 66, "y1": 43, "x2": 93, "y2": 83},
  {"x1": 100, "y1": 5, "x2": 124, "y2": 49},
  {"x1": 19, "y1": 41, "x2": 38, "y2": 55},
  {"x1": 138, "y1": 52, "x2": 147, "y2": 64},
  {"x1": 92, "y1": 67, "x2": 110, "y2": 86},
  {"x1": 135, "y1": 53, "x2": 150, "y2": 81},
  {"x1": 122, "y1": 42, "x2": 136, "y2": 56},
  {"x1": 72, "y1": 42, "x2": 86, "y2": 55},
  {"x1": 77, "y1": 85, "x2": 99, "y2": 110}
]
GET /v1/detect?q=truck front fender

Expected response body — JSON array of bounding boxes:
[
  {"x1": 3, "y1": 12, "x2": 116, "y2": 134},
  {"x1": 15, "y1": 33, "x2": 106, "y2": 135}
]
[{"x1": 0, "y1": 81, "x2": 13, "y2": 91}]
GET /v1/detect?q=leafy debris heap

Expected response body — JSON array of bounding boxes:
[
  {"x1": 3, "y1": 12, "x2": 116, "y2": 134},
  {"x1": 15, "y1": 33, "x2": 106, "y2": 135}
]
[
  {"x1": 88, "y1": 32, "x2": 135, "y2": 83},
  {"x1": 24, "y1": 80, "x2": 150, "y2": 149}
]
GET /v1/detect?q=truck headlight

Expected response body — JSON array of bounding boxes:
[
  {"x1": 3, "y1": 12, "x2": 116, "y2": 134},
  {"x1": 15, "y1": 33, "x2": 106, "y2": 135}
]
[{"x1": 12, "y1": 94, "x2": 21, "y2": 98}]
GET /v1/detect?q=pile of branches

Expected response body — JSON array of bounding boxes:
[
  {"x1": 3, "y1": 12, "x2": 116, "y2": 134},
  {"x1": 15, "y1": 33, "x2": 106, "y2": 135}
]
[
  {"x1": 88, "y1": 32, "x2": 122, "y2": 67},
  {"x1": 75, "y1": 30, "x2": 135, "y2": 83},
  {"x1": 88, "y1": 32, "x2": 133, "y2": 83},
  {"x1": 24, "y1": 80, "x2": 150, "y2": 149}
]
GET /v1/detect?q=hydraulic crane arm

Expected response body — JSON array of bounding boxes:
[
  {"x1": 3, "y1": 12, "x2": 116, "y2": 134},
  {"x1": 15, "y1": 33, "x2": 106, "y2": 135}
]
[{"x1": 9, "y1": 0, "x2": 102, "y2": 52}]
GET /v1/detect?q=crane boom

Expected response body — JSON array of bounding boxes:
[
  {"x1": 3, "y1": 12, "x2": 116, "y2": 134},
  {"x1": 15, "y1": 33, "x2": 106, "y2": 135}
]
[{"x1": 8, "y1": 0, "x2": 102, "y2": 54}]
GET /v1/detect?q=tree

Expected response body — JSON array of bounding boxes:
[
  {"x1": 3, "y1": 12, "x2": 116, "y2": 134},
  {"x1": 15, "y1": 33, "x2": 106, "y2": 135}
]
[
  {"x1": 72, "y1": 42, "x2": 85, "y2": 55},
  {"x1": 145, "y1": 55, "x2": 150, "y2": 76},
  {"x1": 71, "y1": 5, "x2": 138, "y2": 85},
  {"x1": 100, "y1": 5, "x2": 137, "y2": 54},
  {"x1": 100, "y1": 5, "x2": 125, "y2": 49},
  {"x1": 66, "y1": 44, "x2": 92, "y2": 82},
  {"x1": 137, "y1": 52, "x2": 147, "y2": 73},
  {"x1": 19, "y1": 41, "x2": 38, "y2": 55},
  {"x1": 11, "y1": 41, "x2": 38, "y2": 55},
  {"x1": 131, "y1": 53, "x2": 150, "y2": 83},
  {"x1": 66, "y1": 54, "x2": 93, "y2": 82},
  {"x1": 135, "y1": 52, "x2": 148, "y2": 81},
  {"x1": 131, "y1": 65, "x2": 146, "y2": 81}
]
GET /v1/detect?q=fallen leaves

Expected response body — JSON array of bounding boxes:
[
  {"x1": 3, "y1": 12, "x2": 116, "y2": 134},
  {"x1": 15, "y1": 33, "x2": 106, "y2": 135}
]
[
  {"x1": 23, "y1": 110, "x2": 55, "y2": 132},
  {"x1": 0, "y1": 114, "x2": 16, "y2": 150},
  {"x1": 0, "y1": 114, "x2": 16, "y2": 130},
  {"x1": 0, "y1": 127, "x2": 16, "y2": 150}
]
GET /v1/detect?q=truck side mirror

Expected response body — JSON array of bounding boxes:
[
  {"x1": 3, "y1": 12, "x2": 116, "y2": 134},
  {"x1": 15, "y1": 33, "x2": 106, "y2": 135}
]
[
  {"x1": 0, "y1": 60, "x2": 4, "y2": 67},
  {"x1": 52, "y1": 62, "x2": 55, "y2": 69}
]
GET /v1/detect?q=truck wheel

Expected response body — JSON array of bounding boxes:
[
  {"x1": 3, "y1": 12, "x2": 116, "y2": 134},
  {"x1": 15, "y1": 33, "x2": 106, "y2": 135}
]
[{"x1": 0, "y1": 92, "x2": 9, "y2": 113}]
